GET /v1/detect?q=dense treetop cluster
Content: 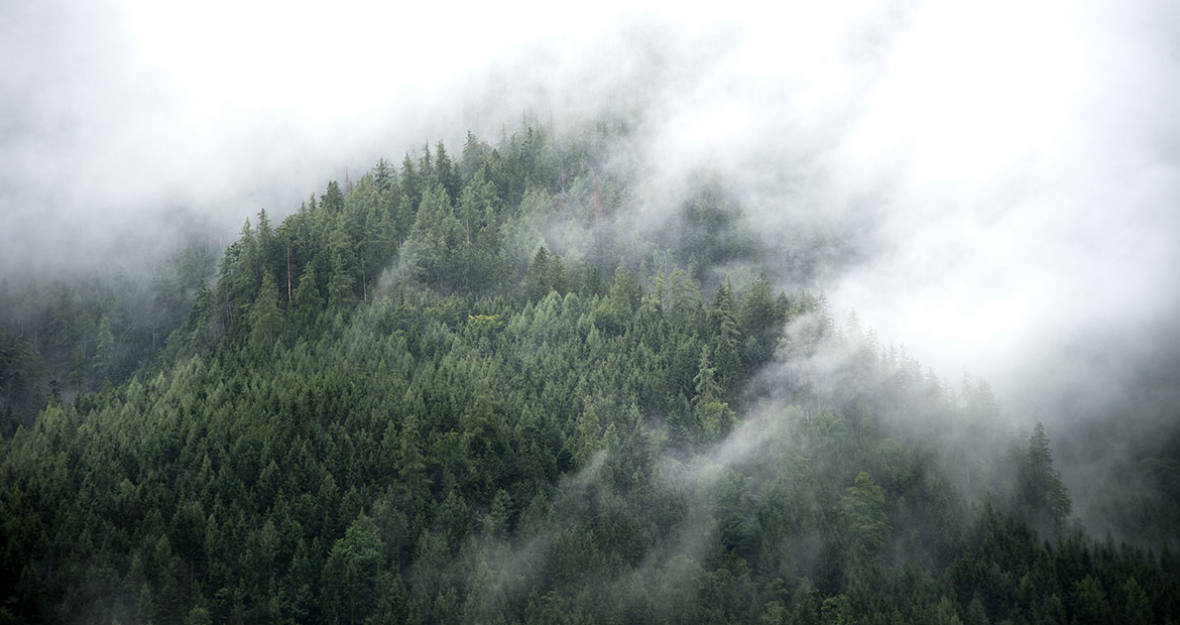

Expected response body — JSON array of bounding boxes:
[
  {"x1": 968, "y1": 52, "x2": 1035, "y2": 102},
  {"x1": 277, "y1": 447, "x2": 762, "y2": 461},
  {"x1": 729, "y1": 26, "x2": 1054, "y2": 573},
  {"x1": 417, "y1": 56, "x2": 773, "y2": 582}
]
[{"x1": 1, "y1": 122, "x2": 1177, "y2": 624}]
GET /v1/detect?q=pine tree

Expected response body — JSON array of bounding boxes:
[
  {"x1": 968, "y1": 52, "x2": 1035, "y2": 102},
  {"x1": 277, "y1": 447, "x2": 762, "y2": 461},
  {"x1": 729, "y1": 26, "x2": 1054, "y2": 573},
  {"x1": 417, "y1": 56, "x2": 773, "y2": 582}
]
[
  {"x1": 373, "y1": 158, "x2": 395, "y2": 189},
  {"x1": 325, "y1": 514, "x2": 384, "y2": 624},
  {"x1": 292, "y1": 263, "x2": 322, "y2": 330},
  {"x1": 434, "y1": 141, "x2": 460, "y2": 199},
  {"x1": 844, "y1": 471, "x2": 890, "y2": 555},
  {"x1": 398, "y1": 412, "x2": 428, "y2": 505},
  {"x1": 1071, "y1": 575, "x2": 1110, "y2": 625},
  {"x1": 525, "y1": 246, "x2": 551, "y2": 301},
  {"x1": 1018, "y1": 422, "x2": 1072, "y2": 533},
  {"x1": 460, "y1": 132, "x2": 490, "y2": 180},
  {"x1": 327, "y1": 217, "x2": 357, "y2": 309},
  {"x1": 94, "y1": 314, "x2": 116, "y2": 384},
  {"x1": 322, "y1": 180, "x2": 345, "y2": 213},
  {"x1": 256, "y1": 208, "x2": 277, "y2": 276},
  {"x1": 219, "y1": 218, "x2": 259, "y2": 330},
  {"x1": 1123, "y1": 577, "x2": 1152, "y2": 625},
  {"x1": 693, "y1": 345, "x2": 720, "y2": 407},
  {"x1": 691, "y1": 345, "x2": 734, "y2": 441},
  {"x1": 710, "y1": 276, "x2": 744, "y2": 392},
  {"x1": 249, "y1": 272, "x2": 281, "y2": 356},
  {"x1": 739, "y1": 272, "x2": 782, "y2": 368}
]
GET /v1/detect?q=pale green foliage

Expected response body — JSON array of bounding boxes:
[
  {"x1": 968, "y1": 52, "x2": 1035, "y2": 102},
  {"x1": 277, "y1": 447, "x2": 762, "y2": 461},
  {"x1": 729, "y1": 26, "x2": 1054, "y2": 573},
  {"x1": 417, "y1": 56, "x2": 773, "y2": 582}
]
[{"x1": 844, "y1": 471, "x2": 890, "y2": 553}]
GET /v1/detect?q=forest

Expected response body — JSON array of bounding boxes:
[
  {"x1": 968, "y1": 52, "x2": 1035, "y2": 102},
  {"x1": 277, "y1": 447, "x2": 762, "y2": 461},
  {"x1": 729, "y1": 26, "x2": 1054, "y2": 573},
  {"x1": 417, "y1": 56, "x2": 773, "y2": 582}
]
[{"x1": 1, "y1": 121, "x2": 1178, "y2": 624}]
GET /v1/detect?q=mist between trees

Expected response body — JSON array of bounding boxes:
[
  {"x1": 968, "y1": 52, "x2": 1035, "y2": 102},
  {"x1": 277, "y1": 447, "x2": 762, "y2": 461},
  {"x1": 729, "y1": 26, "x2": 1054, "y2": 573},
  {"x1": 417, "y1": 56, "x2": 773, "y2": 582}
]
[{"x1": 1, "y1": 121, "x2": 1177, "y2": 624}]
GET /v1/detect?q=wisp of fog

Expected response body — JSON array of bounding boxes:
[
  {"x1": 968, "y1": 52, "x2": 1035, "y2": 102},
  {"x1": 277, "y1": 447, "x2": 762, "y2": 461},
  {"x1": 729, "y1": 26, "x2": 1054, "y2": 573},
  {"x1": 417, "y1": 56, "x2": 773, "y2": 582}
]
[{"x1": 3, "y1": 0, "x2": 1178, "y2": 533}]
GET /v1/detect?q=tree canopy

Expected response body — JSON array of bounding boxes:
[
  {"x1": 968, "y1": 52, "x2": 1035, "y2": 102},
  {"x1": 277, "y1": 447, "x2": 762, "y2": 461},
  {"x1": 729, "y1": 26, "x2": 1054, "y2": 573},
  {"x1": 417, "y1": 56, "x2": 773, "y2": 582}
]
[{"x1": 1, "y1": 121, "x2": 1177, "y2": 625}]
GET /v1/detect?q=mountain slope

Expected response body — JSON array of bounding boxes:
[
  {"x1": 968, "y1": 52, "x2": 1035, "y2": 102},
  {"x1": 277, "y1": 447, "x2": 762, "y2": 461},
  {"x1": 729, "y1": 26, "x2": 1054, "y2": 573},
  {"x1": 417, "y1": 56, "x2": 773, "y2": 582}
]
[{"x1": 2, "y1": 123, "x2": 1177, "y2": 625}]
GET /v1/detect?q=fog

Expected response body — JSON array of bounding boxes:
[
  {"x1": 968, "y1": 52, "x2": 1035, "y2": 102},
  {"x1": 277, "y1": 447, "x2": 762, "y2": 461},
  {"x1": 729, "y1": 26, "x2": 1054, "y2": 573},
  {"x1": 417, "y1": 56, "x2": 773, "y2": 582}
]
[{"x1": 4, "y1": 0, "x2": 1179, "y2": 523}]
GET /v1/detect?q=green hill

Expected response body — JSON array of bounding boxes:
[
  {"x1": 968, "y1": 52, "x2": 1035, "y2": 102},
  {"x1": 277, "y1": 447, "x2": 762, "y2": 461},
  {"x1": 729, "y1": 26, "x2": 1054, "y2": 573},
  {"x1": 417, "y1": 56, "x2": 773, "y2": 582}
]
[{"x1": 2, "y1": 123, "x2": 1177, "y2": 624}]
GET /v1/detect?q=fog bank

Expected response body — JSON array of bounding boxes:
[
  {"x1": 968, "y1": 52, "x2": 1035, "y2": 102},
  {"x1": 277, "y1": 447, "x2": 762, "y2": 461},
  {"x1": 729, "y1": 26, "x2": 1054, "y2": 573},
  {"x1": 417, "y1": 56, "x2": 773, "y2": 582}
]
[{"x1": 4, "y1": 1, "x2": 1178, "y2": 480}]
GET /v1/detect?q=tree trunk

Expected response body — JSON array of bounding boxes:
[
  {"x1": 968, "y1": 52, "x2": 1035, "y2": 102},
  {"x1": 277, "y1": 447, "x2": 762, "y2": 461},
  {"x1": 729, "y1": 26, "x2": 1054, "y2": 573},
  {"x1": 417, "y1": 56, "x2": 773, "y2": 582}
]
[{"x1": 286, "y1": 241, "x2": 293, "y2": 303}]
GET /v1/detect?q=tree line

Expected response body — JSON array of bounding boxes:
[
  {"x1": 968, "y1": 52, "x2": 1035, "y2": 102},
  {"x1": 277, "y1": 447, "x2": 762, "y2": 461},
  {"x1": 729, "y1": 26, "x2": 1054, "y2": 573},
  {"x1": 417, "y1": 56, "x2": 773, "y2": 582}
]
[{"x1": 1, "y1": 121, "x2": 1177, "y2": 624}]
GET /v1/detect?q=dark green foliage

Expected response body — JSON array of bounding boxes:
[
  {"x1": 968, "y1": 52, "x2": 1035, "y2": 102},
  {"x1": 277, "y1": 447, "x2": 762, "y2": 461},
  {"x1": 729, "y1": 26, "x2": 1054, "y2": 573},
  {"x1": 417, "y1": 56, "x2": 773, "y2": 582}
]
[
  {"x1": 0, "y1": 239, "x2": 219, "y2": 432},
  {"x1": 324, "y1": 513, "x2": 385, "y2": 624},
  {"x1": 1015, "y1": 422, "x2": 1073, "y2": 535},
  {"x1": 1, "y1": 122, "x2": 1177, "y2": 625},
  {"x1": 248, "y1": 272, "x2": 282, "y2": 356}
]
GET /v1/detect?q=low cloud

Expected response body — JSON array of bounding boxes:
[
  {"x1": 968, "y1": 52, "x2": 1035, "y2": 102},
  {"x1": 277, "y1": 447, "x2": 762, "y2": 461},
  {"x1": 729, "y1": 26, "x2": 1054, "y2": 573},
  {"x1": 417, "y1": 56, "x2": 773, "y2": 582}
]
[{"x1": 4, "y1": 1, "x2": 1178, "y2": 526}]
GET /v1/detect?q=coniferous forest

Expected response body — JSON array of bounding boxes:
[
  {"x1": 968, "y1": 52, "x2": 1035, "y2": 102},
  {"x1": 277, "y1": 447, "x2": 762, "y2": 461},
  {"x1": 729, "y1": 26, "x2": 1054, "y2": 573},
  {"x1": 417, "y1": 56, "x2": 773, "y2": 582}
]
[{"x1": 2, "y1": 122, "x2": 1178, "y2": 624}]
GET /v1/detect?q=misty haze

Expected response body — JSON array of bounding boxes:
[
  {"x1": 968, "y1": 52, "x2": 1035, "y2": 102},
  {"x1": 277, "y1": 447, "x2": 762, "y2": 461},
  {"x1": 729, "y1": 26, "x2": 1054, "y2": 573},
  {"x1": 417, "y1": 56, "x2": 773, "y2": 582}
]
[{"x1": 2, "y1": 0, "x2": 1178, "y2": 623}]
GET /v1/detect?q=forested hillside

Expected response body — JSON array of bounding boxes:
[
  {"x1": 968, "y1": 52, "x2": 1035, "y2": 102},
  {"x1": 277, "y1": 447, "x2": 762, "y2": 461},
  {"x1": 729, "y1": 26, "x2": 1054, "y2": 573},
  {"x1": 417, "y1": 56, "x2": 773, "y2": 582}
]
[
  {"x1": 2, "y1": 123, "x2": 1178, "y2": 624},
  {"x1": 0, "y1": 238, "x2": 219, "y2": 433}
]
